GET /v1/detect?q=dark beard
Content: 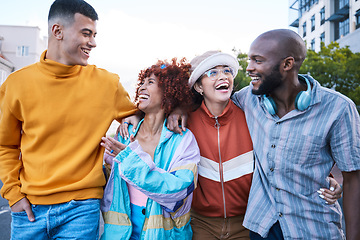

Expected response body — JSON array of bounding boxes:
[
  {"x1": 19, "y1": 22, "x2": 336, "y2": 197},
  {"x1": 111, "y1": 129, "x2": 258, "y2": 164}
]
[{"x1": 252, "y1": 64, "x2": 282, "y2": 95}]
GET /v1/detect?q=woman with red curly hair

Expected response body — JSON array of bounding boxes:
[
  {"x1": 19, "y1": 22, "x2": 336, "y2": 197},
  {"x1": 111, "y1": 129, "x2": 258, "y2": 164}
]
[{"x1": 99, "y1": 58, "x2": 200, "y2": 240}]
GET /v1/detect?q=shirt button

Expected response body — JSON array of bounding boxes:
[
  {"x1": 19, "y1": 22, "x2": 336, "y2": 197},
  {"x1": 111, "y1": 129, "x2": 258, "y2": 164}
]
[
  {"x1": 276, "y1": 188, "x2": 280, "y2": 191},
  {"x1": 270, "y1": 168, "x2": 274, "y2": 172},
  {"x1": 142, "y1": 208, "x2": 146, "y2": 215},
  {"x1": 279, "y1": 212, "x2": 283, "y2": 217},
  {"x1": 276, "y1": 122, "x2": 280, "y2": 125},
  {"x1": 271, "y1": 144, "x2": 276, "y2": 148}
]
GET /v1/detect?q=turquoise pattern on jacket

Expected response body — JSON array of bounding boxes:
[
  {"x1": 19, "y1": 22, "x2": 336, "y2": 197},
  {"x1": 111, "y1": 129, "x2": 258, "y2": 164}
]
[{"x1": 101, "y1": 119, "x2": 200, "y2": 240}]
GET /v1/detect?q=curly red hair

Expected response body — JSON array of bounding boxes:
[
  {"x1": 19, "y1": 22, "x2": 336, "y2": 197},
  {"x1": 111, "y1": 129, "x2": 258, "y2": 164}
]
[{"x1": 134, "y1": 58, "x2": 193, "y2": 116}]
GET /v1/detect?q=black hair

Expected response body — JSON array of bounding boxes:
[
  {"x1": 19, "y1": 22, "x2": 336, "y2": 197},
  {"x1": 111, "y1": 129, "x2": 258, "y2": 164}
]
[{"x1": 48, "y1": 0, "x2": 98, "y2": 23}]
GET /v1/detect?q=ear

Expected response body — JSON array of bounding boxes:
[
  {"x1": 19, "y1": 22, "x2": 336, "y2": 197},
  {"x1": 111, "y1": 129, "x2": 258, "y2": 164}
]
[
  {"x1": 282, "y1": 56, "x2": 295, "y2": 71},
  {"x1": 51, "y1": 23, "x2": 63, "y2": 40},
  {"x1": 193, "y1": 82, "x2": 203, "y2": 95}
]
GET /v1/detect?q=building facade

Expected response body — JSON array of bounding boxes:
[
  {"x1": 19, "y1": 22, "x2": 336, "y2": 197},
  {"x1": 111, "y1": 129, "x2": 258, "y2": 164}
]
[
  {"x1": 289, "y1": 0, "x2": 360, "y2": 52},
  {"x1": 0, "y1": 25, "x2": 47, "y2": 85},
  {"x1": 0, "y1": 37, "x2": 15, "y2": 85}
]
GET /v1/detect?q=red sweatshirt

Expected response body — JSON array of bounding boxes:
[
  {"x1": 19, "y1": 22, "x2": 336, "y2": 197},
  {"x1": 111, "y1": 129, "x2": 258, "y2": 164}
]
[{"x1": 187, "y1": 100, "x2": 253, "y2": 217}]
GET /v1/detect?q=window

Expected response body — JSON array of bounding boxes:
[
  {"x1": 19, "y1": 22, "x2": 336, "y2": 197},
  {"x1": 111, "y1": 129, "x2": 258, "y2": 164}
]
[
  {"x1": 299, "y1": 0, "x2": 319, "y2": 15},
  {"x1": 16, "y1": 46, "x2": 29, "y2": 57},
  {"x1": 356, "y1": 10, "x2": 360, "y2": 29},
  {"x1": 311, "y1": 15, "x2": 315, "y2": 31},
  {"x1": 335, "y1": 18, "x2": 349, "y2": 40},
  {"x1": 310, "y1": 39, "x2": 315, "y2": 50},
  {"x1": 303, "y1": 21, "x2": 307, "y2": 37},
  {"x1": 339, "y1": 18, "x2": 349, "y2": 37},
  {"x1": 320, "y1": 32, "x2": 325, "y2": 42},
  {"x1": 335, "y1": 0, "x2": 349, "y2": 11},
  {"x1": 339, "y1": 0, "x2": 349, "y2": 9},
  {"x1": 320, "y1": 7, "x2": 325, "y2": 25}
]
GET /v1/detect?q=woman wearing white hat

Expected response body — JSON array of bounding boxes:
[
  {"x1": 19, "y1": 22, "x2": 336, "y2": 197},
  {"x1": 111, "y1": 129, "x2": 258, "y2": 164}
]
[{"x1": 184, "y1": 51, "x2": 254, "y2": 239}]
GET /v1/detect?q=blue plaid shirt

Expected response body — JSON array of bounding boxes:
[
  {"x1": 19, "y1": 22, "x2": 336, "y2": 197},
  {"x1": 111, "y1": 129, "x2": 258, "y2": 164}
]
[{"x1": 231, "y1": 75, "x2": 360, "y2": 239}]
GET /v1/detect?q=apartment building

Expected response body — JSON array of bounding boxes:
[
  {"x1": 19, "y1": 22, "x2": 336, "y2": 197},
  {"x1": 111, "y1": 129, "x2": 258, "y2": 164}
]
[
  {"x1": 289, "y1": 0, "x2": 360, "y2": 52},
  {"x1": 0, "y1": 25, "x2": 47, "y2": 85}
]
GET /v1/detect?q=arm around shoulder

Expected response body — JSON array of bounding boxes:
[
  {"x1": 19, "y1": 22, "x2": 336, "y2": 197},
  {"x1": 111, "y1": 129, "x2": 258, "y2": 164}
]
[
  {"x1": 231, "y1": 85, "x2": 250, "y2": 110},
  {"x1": 114, "y1": 81, "x2": 138, "y2": 120}
]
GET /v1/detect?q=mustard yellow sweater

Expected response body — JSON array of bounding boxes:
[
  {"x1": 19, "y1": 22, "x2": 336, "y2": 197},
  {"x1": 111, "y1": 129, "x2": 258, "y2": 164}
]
[{"x1": 0, "y1": 51, "x2": 137, "y2": 206}]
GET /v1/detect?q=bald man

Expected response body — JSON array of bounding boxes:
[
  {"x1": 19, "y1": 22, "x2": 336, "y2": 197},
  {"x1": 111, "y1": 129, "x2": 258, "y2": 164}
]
[{"x1": 232, "y1": 29, "x2": 360, "y2": 240}]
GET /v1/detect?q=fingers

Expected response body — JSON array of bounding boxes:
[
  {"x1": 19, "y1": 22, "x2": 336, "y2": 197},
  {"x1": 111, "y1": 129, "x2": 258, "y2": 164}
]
[
  {"x1": 120, "y1": 114, "x2": 141, "y2": 139},
  {"x1": 131, "y1": 116, "x2": 139, "y2": 130},
  {"x1": 108, "y1": 137, "x2": 127, "y2": 151},
  {"x1": 101, "y1": 137, "x2": 116, "y2": 156},
  {"x1": 317, "y1": 187, "x2": 342, "y2": 205},
  {"x1": 119, "y1": 122, "x2": 129, "y2": 140},
  {"x1": 333, "y1": 184, "x2": 342, "y2": 196},
  {"x1": 172, "y1": 124, "x2": 183, "y2": 135},
  {"x1": 181, "y1": 114, "x2": 188, "y2": 132},
  {"x1": 11, "y1": 198, "x2": 35, "y2": 222},
  {"x1": 24, "y1": 204, "x2": 35, "y2": 222},
  {"x1": 101, "y1": 137, "x2": 127, "y2": 156},
  {"x1": 166, "y1": 113, "x2": 183, "y2": 135},
  {"x1": 329, "y1": 177, "x2": 343, "y2": 196},
  {"x1": 119, "y1": 118, "x2": 129, "y2": 139}
]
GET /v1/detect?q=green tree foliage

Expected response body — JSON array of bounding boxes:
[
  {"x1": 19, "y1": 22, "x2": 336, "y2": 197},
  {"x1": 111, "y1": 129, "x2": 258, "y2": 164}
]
[
  {"x1": 232, "y1": 49, "x2": 251, "y2": 91},
  {"x1": 300, "y1": 42, "x2": 360, "y2": 108}
]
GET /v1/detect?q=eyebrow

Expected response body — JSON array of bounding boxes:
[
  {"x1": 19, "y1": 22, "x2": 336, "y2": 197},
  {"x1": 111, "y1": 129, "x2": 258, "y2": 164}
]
[
  {"x1": 250, "y1": 55, "x2": 263, "y2": 59},
  {"x1": 81, "y1": 28, "x2": 96, "y2": 35}
]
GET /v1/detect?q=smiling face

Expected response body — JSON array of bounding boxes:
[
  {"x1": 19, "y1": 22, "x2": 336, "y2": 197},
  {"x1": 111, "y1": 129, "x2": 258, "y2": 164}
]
[
  {"x1": 194, "y1": 65, "x2": 234, "y2": 106},
  {"x1": 57, "y1": 13, "x2": 97, "y2": 66},
  {"x1": 137, "y1": 73, "x2": 164, "y2": 114},
  {"x1": 246, "y1": 37, "x2": 285, "y2": 95}
]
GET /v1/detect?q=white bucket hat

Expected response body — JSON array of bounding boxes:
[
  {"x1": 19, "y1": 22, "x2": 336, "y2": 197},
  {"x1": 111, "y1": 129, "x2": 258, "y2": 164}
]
[{"x1": 188, "y1": 51, "x2": 240, "y2": 87}]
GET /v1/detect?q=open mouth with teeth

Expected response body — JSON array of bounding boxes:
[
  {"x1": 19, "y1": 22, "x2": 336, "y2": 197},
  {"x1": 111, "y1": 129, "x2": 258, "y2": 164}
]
[
  {"x1": 250, "y1": 76, "x2": 260, "y2": 82},
  {"x1": 215, "y1": 82, "x2": 230, "y2": 91},
  {"x1": 138, "y1": 94, "x2": 149, "y2": 100},
  {"x1": 81, "y1": 48, "x2": 90, "y2": 56}
]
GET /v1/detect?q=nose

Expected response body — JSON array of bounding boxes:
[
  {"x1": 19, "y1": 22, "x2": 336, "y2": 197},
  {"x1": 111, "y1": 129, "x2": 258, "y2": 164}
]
[
  {"x1": 218, "y1": 69, "x2": 228, "y2": 79},
  {"x1": 89, "y1": 36, "x2": 96, "y2": 48},
  {"x1": 246, "y1": 61, "x2": 254, "y2": 73},
  {"x1": 139, "y1": 82, "x2": 147, "y2": 92}
]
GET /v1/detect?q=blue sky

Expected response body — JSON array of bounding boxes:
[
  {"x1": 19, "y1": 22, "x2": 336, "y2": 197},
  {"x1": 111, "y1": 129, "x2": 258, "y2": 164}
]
[{"x1": 0, "y1": 0, "x2": 293, "y2": 95}]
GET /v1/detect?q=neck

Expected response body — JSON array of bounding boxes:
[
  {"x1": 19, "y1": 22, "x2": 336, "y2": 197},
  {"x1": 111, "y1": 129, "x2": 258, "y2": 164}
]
[
  {"x1": 46, "y1": 41, "x2": 61, "y2": 63},
  {"x1": 139, "y1": 112, "x2": 165, "y2": 136},
  {"x1": 203, "y1": 99, "x2": 229, "y2": 117},
  {"x1": 271, "y1": 74, "x2": 306, "y2": 117}
]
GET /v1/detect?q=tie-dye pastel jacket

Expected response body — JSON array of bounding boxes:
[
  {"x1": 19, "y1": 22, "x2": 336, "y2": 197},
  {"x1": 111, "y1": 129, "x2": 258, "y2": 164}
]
[{"x1": 100, "y1": 120, "x2": 200, "y2": 240}]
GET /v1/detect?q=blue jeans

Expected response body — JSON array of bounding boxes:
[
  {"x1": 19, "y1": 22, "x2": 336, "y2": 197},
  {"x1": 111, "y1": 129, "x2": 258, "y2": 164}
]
[
  {"x1": 11, "y1": 199, "x2": 100, "y2": 240},
  {"x1": 249, "y1": 221, "x2": 284, "y2": 240}
]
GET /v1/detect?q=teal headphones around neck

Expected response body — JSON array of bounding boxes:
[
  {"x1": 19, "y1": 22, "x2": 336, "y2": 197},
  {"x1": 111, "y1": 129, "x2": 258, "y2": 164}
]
[{"x1": 262, "y1": 74, "x2": 312, "y2": 115}]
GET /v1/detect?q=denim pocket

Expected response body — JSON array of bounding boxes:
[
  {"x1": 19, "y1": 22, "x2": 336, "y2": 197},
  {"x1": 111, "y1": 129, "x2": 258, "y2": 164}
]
[{"x1": 11, "y1": 210, "x2": 27, "y2": 216}]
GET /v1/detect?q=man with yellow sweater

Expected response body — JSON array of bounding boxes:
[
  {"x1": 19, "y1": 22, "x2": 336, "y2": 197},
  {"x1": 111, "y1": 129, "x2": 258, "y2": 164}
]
[{"x1": 0, "y1": 0, "x2": 137, "y2": 239}]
